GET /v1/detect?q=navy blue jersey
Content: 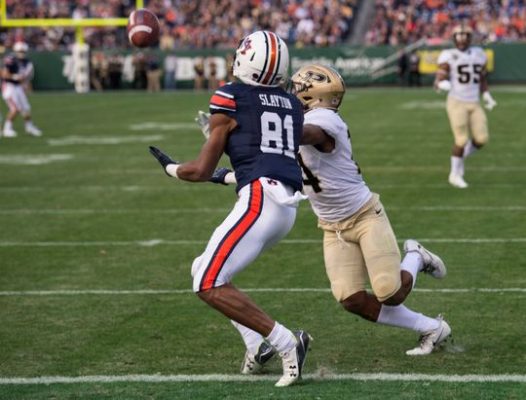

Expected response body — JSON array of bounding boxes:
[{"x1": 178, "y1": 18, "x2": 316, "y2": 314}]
[
  {"x1": 209, "y1": 82, "x2": 304, "y2": 192},
  {"x1": 2, "y1": 55, "x2": 31, "y2": 84}
]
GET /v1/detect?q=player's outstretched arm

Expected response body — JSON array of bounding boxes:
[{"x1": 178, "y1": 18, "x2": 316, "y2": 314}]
[{"x1": 153, "y1": 113, "x2": 235, "y2": 182}]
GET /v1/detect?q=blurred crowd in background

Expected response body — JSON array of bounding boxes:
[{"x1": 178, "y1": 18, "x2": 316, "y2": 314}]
[
  {"x1": 2, "y1": 0, "x2": 525, "y2": 92},
  {"x1": 366, "y1": 0, "x2": 526, "y2": 45},
  {"x1": 2, "y1": 0, "x2": 524, "y2": 51},
  {"x1": 1, "y1": 0, "x2": 358, "y2": 50}
]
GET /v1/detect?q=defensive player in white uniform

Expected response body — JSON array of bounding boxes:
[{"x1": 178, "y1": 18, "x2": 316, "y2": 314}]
[
  {"x1": 435, "y1": 24, "x2": 496, "y2": 188},
  {"x1": 1, "y1": 42, "x2": 42, "y2": 138},
  {"x1": 201, "y1": 65, "x2": 452, "y2": 371}
]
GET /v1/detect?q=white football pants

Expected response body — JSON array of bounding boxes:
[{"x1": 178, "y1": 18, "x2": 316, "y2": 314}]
[
  {"x1": 192, "y1": 177, "x2": 305, "y2": 292},
  {"x1": 2, "y1": 82, "x2": 31, "y2": 114}
]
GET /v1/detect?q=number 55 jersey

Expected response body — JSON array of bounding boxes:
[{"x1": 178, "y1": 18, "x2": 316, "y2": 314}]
[
  {"x1": 209, "y1": 82, "x2": 304, "y2": 192},
  {"x1": 437, "y1": 47, "x2": 487, "y2": 102}
]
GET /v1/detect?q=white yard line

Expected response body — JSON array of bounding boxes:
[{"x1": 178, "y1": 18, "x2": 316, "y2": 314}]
[
  {"x1": 1, "y1": 205, "x2": 525, "y2": 215},
  {"x1": 47, "y1": 135, "x2": 165, "y2": 146},
  {"x1": 0, "y1": 238, "x2": 525, "y2": 247},
  {"x1": 0, "y1": 154, "x2": 73, "y2": 165},
  {"x1": 0, "y1": 373, "x2": 525, "y2": 385},
  {"x1": 0, "y1": 181, "x2": 525, "y2": 193},
  {"x1": 1, "y1": 288, "x2": 525, "y2": 296}
]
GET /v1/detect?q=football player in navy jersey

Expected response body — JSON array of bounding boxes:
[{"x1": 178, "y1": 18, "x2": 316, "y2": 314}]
[
  {"x1": 149, "y1": 31, "x2": 311, "y2": 387},
  {"x1": 1, "y1": 42, "x2": 42, "y2": 138}
]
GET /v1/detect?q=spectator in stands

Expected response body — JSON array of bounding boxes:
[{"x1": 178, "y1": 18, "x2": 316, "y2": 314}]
[
  {"x1": 132, "y1": 52, "x2": 147, "y2": 90},
  {"x1": 193, "y1": 57, "x2": 205, "y2": 90},
  {"x1": 107, "y1": 54, "x2": 123, "y2": 90},
  {"x1": 225, "y1": 53, "x2": 236, "y2": 83},
  {"x1": 90, "y1": 51, "x2": 107, "y2": 92},
  {"x1": 4, "y1": 1, "x2": 526, "y2": 54},
  {"x1": 206, "y1": 57, "x2": 218, "y2": 91},
  {"x1": 408, "y1": 50, "x2": 422, "y2": 87},
  {"x1": 159, "y1": 26, "x2": 175, "y2": 51},
  {"x1": 146, "y1": 54, "x2": 162, "y2": 92},
  {"x1": 3, "y1": 0, "x2": 360, "y2": 50},
  {"x1": 366, "y1": 0, "x2": 526, "y2": 46},
  {"x1": 163, "y1": 53, "x2": 177, "y2": 90},
  {"x1": 397, "y1": 50, "x2": 409, "y2": 85}
]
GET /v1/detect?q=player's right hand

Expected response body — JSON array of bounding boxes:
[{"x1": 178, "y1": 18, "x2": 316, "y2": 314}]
[
  {"x1": 11, "y1": 73, "x2": 23, "y2": 83},
  {"x1": 148, "y1": 146, "x2": 179, "y2": 177},
  {"x1": 209, "y1": 168, "x2": 235, "y2": 185},
  {"x1": 436, "y1": 80, "x2": 451, "y2": 93},
  {"x1": 482, "y1": 91, "x2": 497, "y2": 111},
  {"x1": 195, "y1": 110, "x2": 210, "y2": 140}
]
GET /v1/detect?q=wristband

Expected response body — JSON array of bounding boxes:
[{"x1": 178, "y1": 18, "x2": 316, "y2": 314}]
[
  {"x1": 224, "y1": 172, "x2": 237, "y2": 184},
  {"x1": 166, "y1": 164, "x2": 180, "y2": 178}
]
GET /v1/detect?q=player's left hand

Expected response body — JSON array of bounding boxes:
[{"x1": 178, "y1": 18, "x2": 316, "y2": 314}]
[
  {"x1": 482, "y1": 91, "x2": 497, "y2": 111},
  {"x1": 209, "y1": 167, "x2": 236, "y2": 185},
  {"x1": 195, "y1": 110, "x2": 210, "y2": 140},
  {"x1": 149, "y1": 146, "x2": 179, "y2": 177}
]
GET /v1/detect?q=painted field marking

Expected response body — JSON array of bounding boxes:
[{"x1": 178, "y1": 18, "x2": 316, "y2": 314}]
[
  {"x1": 1, "y1": 205, "x2": 525, "y2": 215},
  {"x1": 128, "y1": 122, "x2": 200, "y2": 131},
  {"x1": 0, "y1": 154, "x2": 73, "y2": 165},
  {"x1": 400, "y1": 100, "x2": 445, "y2": 110},
  {"x1": 0, "y1": 238, "x2": 525, "y2": 247},
  {"x1": 1, "y1": 373, "x2": 525, "y2": 385},
  {"x1": 0, "y1": 183, "x2": 524, "y2": 192},
  {"x1": 47, "y1": 134, "x2": 164, "y2": 146},
  {"x1": 1, "y1": 288, "x2": 525, "y2": 297}
]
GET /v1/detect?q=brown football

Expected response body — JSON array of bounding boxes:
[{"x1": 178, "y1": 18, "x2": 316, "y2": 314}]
[{"x1": 127, "y1": 9, "x2": 160, "y2": 48}]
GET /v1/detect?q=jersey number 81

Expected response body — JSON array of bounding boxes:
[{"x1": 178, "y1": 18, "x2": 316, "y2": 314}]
[{"x1": 260, "y1": 111, "x2": 295, "y2": 159}]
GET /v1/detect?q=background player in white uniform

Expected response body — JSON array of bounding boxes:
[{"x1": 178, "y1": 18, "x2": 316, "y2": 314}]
[
  {"x1": 1, "y1": 42, "x2": 42, "y2": 138},
  {"x1": 149, "y1": 31, "x2": 311, "y2": 387},
  {"x1": 203, "y1": 65, "x2": 452, "y2": 366},
  {"x1": 435, "y1": 24, "x2": 496, "y2": 188}
]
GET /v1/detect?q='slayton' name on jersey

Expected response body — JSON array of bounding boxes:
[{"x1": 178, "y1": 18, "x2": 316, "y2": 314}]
[{"x1": 259, "y1": 94, "x2": 293, "y2": 109}]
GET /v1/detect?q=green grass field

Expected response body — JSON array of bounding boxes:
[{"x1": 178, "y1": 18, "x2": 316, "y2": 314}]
[{"x1": 0, "y1": 87, "x2": 525, "y2": 399}]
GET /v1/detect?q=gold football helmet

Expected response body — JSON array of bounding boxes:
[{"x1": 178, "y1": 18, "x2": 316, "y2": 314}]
[
  {"x1": 290, "y1": 64, "x2": 345, "y2": 111},
  {"x1": 452, "y1": 23, "x2": 473, "y2": 51}
]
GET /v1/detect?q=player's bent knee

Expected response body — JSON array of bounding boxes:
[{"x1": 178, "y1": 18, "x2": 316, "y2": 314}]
[
  {"x1": 341, "y1": 291, "x2": 381, "y2": 322},
  {"x1": 329, "y1": 280, "x2": 355, "y2": 303},
  {"x1": 381, "y1": 270, "x2": 413, "y2": 305},
  {"x1": 473, "y1": 136, "x2": 488, "y2": 147},
  {"x1": 371, "y1": 273, "x2": 400, "y2": 303},
  {"x1": 341, "y1": 291, "x2": 368, "y2": 314}
]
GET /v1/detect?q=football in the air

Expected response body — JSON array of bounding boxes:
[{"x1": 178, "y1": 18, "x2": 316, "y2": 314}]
[{"x1": 127, "y1": 8, "x2": 160, "y2": 48}]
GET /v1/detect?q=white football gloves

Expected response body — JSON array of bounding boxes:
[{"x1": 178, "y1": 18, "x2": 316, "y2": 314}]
[
  {"x1": 482, "y1": 91, "x2": 497, "y2": 111},
  {"x1": 195, "y1": 110, "x2": 210, "y2": 140},
  {"x1": 436, "y1": 80, "x2": 452, "y2": 93}
]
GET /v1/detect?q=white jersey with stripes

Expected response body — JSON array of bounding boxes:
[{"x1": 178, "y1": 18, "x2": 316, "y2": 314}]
[{"x1": 300, "y1": 108, "x2": 372, "y2": 223}]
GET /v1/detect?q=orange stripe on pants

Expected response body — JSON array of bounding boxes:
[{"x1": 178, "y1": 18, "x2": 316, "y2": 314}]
[{"x1": 199, "y1": 180, "x2": 264, "y2": 291}]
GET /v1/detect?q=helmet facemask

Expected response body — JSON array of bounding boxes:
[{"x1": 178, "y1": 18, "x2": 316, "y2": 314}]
[
  {"x1": 290, "y1": 65, "x2": 345, "y2": 111},
  {"x1": 452, "y1": 24, "x2": 473, "y2": 51}
]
